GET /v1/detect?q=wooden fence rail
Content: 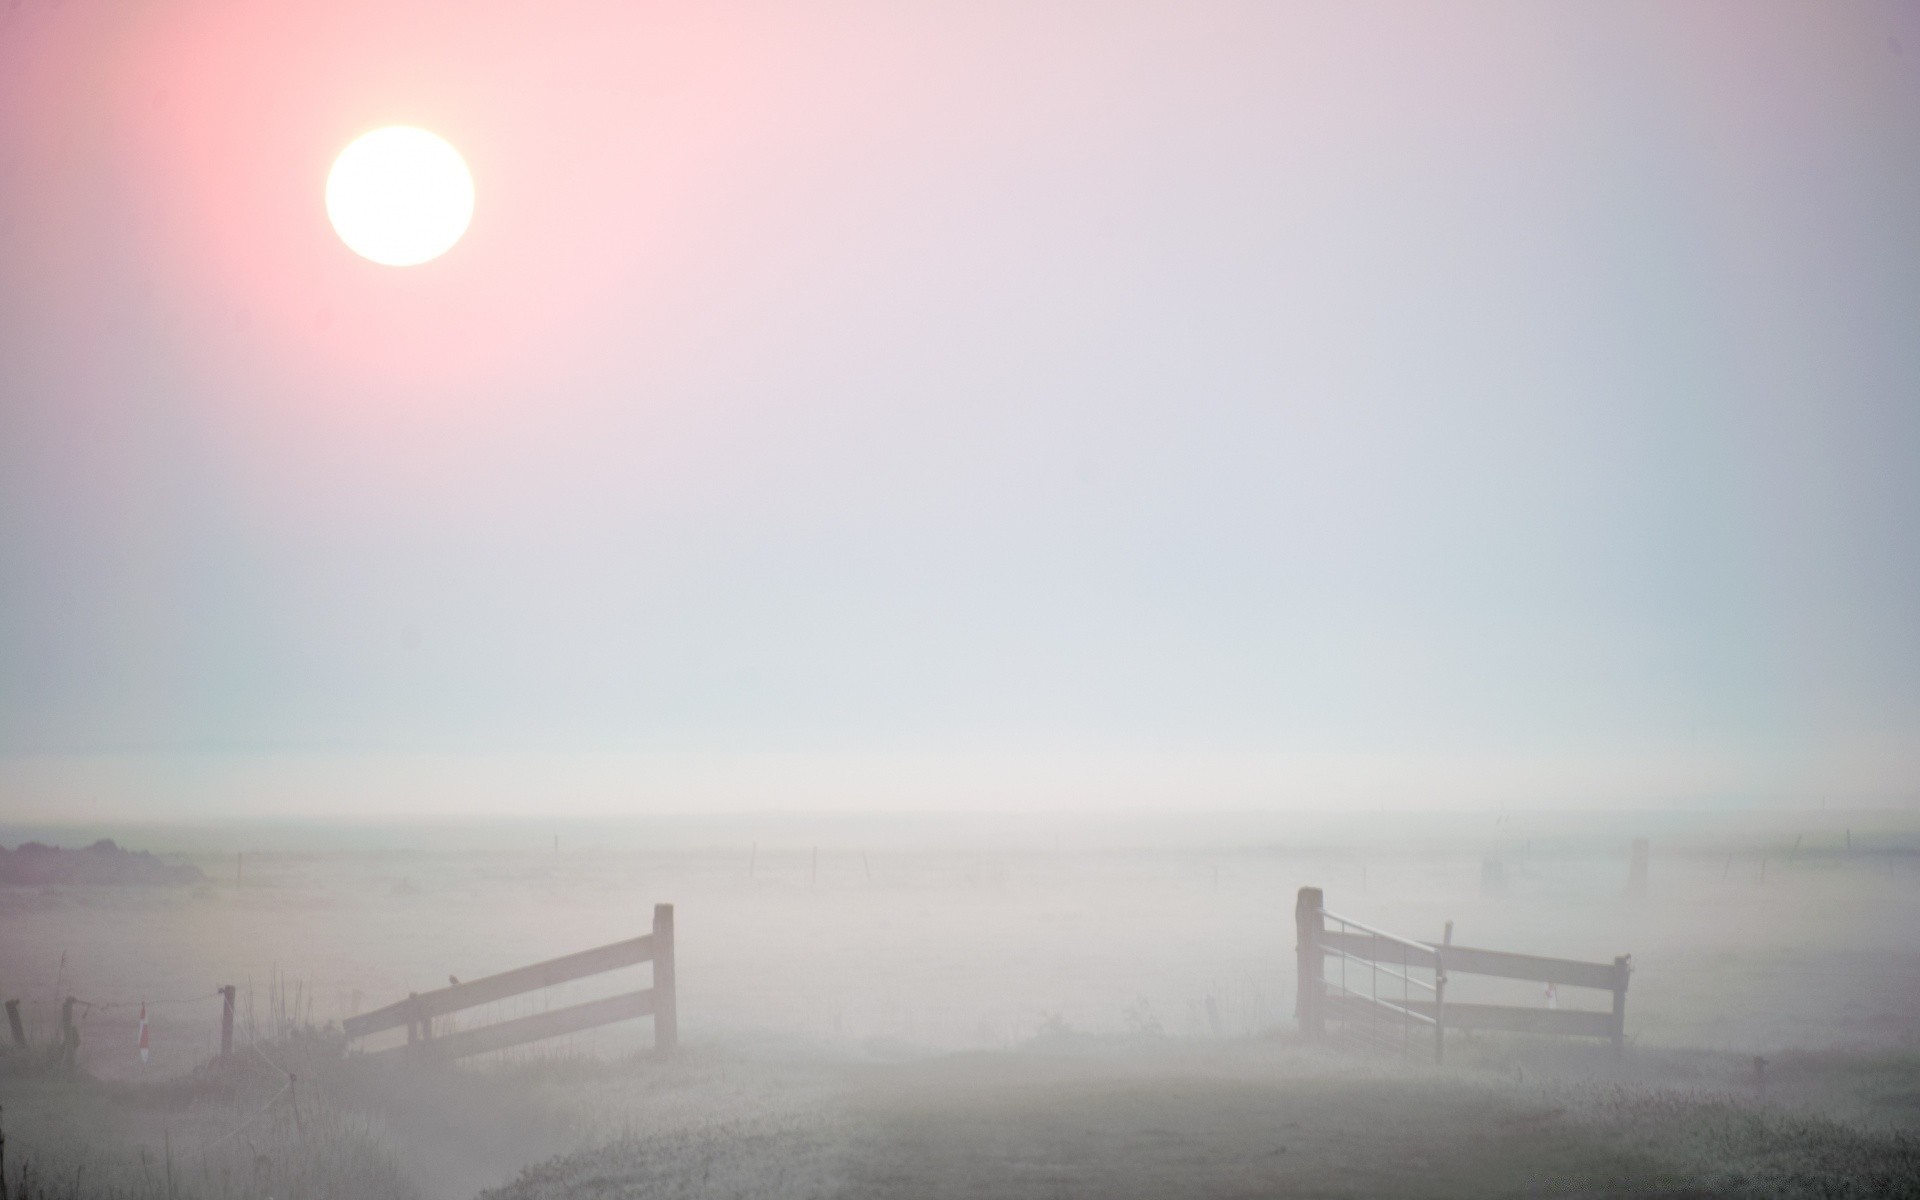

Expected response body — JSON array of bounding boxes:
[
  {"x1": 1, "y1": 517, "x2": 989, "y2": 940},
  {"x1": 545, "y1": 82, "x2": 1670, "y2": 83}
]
[
  {"x1": 1296, "y1": 886, "x2": 1629, "y2": 1061},
  {"x1": 344, "y1": 902, "x2": 676, "y2": 1060}
]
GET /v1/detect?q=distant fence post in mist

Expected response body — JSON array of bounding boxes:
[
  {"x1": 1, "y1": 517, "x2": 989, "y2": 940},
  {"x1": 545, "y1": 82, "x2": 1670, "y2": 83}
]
[
  {"x1": 653, "y1": 903, "x2": 677, "y2": 1054},
  {"x1": 5, "y1": 999, "x2": 24, "y2": 1049},
  {"x1": 220, "y1": 985, "x2": 235, "y2": 1058},
  {"x1": 58, "y1": 997, "x2": 77, "y2": 1069},
  {"x1": 343, "y1": 905, "x2": 679, "y2": 1062},
  {"x1": 1480, "y1": 858, "x2": 1506, "y2": 895},
  {"x1": 1610, "y1": 955, "x2": 1631, "y2": 1052},
  {"x1": 1628, "y1": 839, "x2": 1649, "y2": 895},
  {"x1": 1295, "y1": 887, "x2": 1325, "y2": 1038}
]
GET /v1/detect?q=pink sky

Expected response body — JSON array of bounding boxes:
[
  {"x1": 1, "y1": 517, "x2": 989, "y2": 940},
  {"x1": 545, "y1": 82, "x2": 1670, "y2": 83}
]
[{"x1": 3, "y1": 2, "x2": 1917, "y2": 818}]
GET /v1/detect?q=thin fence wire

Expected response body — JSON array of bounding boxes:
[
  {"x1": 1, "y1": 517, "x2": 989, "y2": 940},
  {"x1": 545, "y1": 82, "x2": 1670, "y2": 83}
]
[{"x1": 1319, "y1": 907, "x2": 1440, "y2": 1061}]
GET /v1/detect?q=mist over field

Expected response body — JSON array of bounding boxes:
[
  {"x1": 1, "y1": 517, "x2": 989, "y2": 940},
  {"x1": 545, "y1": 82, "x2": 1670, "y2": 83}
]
[
  {"x1": 4, "y1": 810, "x2": 1920, "y2": 1197},
  {"x1": 5, "y1": 0, "x2": 1920, "y2": 1196}
]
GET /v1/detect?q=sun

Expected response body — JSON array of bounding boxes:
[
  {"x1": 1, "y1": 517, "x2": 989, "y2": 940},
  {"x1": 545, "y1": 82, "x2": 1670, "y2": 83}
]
[{"x1": 326, "y1": 127, "x2": 474, "y2": 267}]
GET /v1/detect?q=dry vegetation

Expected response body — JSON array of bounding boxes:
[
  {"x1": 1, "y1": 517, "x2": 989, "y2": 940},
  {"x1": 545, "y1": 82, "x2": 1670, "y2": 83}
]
[{"x1": 0, "y1": 1034, "x2": 416, "y2": 1200}]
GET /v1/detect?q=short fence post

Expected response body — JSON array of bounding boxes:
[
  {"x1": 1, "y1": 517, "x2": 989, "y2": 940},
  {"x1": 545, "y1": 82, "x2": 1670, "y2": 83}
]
[
  {"x1": 1610, "y1": 955, "x2": 1631, "y2": 1052},
  {"x1": 4, "y1": 1000, "x2": 24, "y2": 1050},
  {"x1": 1432, "y1": 947, "x2": 1447, "y2": 1065},
  {"x1": 1295, "y1": 887, "x2": 1324, "y2": 1040},
  {"x1": 414, "y1": 992, "x2": 433, "y2": 1047},
  {"x1": 653, "y1": 903, "x2": 677, "y2": 1054},
  {"x1": 58, "y1": 997, "x2": 78, "y2": 1069},
  {"x1": 219, "y1": 986, "x2": 235, "y2": 1059},
  {"x1": 1628, "y1": 839, "x2": 1649, "y2": 895},
  {"x1": 1480, "y1": 858, "x2": 1506, "y2": 895}
]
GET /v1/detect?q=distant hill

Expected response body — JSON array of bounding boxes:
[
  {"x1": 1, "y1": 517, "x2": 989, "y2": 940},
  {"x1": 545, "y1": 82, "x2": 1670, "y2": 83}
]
[{"x1": 0, "y1": 839, "x2": 203, "y2": 886}]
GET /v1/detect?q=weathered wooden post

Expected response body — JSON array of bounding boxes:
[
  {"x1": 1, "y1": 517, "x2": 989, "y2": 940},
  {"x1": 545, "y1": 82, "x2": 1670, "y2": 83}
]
[
  {"x1": 653, "y1": 903, "x2": 677, "y2": 1053},
  {"x1": 4, "y1": 1000, "x2": 24, "y2": 1049},
  {"x1": 1295, "y1": 887, "x2": 1324, "y2": 1040},
  {"x1": 1610, "y1": 955, "x2": 1631, "y2": 1052},
  {"x1": 1480, "y1": 858, "x2": 1506, "y2": 895},
  {"x1": 58, "y1": 997, "x2": 78, "y2": 1069},
  {"x1": 219, "y1": 985, "x2": 235, "y2": 1058},
  {"x1": 408, "y1": 991, "x2": 435, "y2": 1048},
  {"x1": 1432, "y1": 945, "x2": 1447, "y2": 1065}
]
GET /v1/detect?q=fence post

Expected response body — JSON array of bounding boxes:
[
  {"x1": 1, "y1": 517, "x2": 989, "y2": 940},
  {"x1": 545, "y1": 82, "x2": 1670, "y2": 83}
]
[
  {"x1": 219, "y1": 986, "x2": 235, "y2": 1059},
  {"x1": 1295, "y1": 887, "x2": 1324, "y2": 1040},
  {"x1": 413, "y1": 992, "x2": 434, "y2": 1047},
  {"x1": 1610, "y1": 955, "x2": 1631, "y2": 1053},
  {"x1": 653, "y1": 903, "x2": 677, "y2": 1054},
  {"x1": 1628, "y1": 839, "x2": 1649, "y2": 896},
  {"x1": 4, "y1": 1000, "x2": 24, "y2": 1050},
  {"x1": 58, "y1": 997, "x2": 78, "y2": 1069}
]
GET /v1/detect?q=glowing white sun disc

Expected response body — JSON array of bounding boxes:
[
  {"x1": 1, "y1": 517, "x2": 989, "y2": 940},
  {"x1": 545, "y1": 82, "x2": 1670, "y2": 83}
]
[{"x1": 326, "y1": 127, "x2": 473, "y2": 266}]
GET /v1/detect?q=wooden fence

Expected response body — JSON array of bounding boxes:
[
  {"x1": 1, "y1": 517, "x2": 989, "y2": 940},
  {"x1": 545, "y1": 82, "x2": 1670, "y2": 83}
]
[
  {"x1": 1295, "y1": 887, "x2": 1630, "y2": 1061},
  {"x1": 343, "y1": 903, "x2": 677, "y2": 1060}
]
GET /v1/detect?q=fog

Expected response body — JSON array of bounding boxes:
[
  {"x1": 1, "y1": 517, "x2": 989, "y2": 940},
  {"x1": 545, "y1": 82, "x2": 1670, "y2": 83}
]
[
  {"x1": 3, "y1": 810, "x2": 1918, "y2": 1196},
  {"x1": 5, "y1": 1, "x2": 1920, "y2": 1196},
  {"x1": 10, "y1": 810, "x2": 1920, "y2": 1063}
]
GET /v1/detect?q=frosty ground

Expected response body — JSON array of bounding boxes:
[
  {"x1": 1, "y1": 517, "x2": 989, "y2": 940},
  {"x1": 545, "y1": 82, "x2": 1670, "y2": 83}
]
[{"x1": 1, "y1": 808, "x2": 1917, "y2": 1197}]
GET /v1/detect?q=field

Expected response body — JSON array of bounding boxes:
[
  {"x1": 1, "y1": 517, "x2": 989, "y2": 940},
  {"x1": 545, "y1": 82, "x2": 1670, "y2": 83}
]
[{"x1": 1, "y1": 808, "x2": 1917, "y2": 1198}]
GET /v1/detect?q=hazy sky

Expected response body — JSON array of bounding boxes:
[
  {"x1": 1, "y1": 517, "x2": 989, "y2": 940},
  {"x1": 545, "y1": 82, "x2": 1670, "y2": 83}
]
[{"x1": 2, "y1": 2, "x2": 1917, "y2": 818}]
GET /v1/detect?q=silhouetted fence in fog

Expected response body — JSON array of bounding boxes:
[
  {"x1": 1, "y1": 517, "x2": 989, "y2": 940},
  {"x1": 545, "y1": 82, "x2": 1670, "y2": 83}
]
[
  {"x1": 342, "y1": 902, "x2": 677, "y2": 1060},
  {"x1": 1, "y1": 986, "x2": 236, "y2": 1068},
  {"x1": 1295, "y1": 887, "x2": 1631, "y2": 1061}
]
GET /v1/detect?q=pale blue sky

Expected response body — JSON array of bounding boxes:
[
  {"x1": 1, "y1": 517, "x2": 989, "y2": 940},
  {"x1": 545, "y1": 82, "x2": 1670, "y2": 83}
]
[{"x1": 2, "y1": 2, "x2": 1916, "y2": 816}]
